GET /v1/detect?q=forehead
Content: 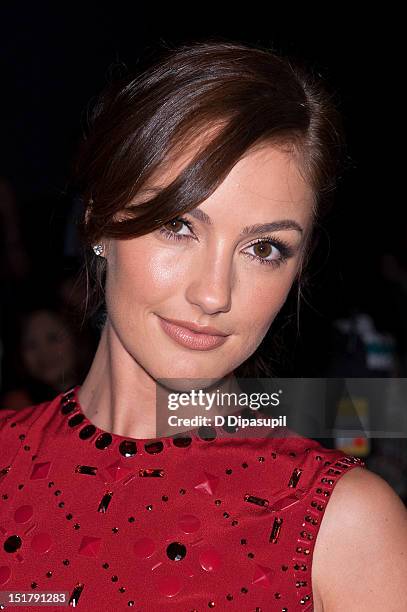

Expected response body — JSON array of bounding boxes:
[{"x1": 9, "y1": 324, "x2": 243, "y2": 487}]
[
  {"x1": 214, "y1": 145, "x2": 313, "y2": 208},
  {"x1": 144, "y1": 140, "x2": 314, "y2": 227}
]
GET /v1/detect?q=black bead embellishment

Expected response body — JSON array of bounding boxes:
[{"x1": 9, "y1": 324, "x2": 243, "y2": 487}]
[
  {"x1": 3, "y1": 535, "x2": 22, "y2": 553},
  {"x1": 221, "y1": 421, "x2": 239, "y2": 433},
  {"x1": 197, "y1": 426, "x2": 217, "y2": 441},
  {"x1": 79, "y1": 424, "x2": 97, "y2": 440},
  {"x1": 244, "y1": 494, "x2": 269, "y2": 507},
  {"x1": 119, "y1": 440, "x2": 137, "y2": 457},
  {"x1": 172, "y1": 435, "x2": 192, "y2": 448},
  {"x1": 0, "y1": 466, "x2": 10, "y2": 483},
  {"x1": 144, "y1": 441, "x2": 164, "y2": 454},
  {"x1": 166, "y1": 541, "x2": 187, "y2": 561},
  {"x1": 68, "y1": 413, "x2": 85, "y2": 427},
  {"x1": 95, "y1": 433, "x2": 113, "y2": 450},
  {"x1": 61, "y1": 400, "x2": 77, "y2": 415},
  {"x1": 68, "y1": 583, "x2": 84, "y2": 607},
  {"x1": 75, "y1": 465, "x2": 97, "y2": 476},
  {"x1": 62, "y1": 389, "x2": 75, "y2": 401},
  {"x1": 139, "y1": 468, "x2": 164, "y2": 477},
  {"x1": 98, "y1": 492, "x2": 113, "y2": 513},
  {"x1": 270, "y1": 517, "x2": 283, "y2": 543},
  {"x1": 288, "y1": 468, "x2": 303, "y2": 488}
]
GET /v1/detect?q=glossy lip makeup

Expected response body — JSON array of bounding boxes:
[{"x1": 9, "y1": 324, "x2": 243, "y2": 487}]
[{"x1": 156, "y1": 315, "x2": 229, "y2": 351}]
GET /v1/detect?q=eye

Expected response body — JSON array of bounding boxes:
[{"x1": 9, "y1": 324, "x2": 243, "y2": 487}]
[
  {"x1": 158, "y1": 217, "x2": 195, "y2": 241},
  {"x1": 242, "y1": 236, "x2": 293, "y2": 269}
]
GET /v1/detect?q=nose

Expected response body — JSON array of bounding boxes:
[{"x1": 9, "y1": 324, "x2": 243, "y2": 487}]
[{"x1": 185, "y1": 245, "x2": 234, "y2": 314}]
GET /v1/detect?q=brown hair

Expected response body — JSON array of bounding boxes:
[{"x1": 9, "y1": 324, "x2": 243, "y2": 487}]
[{"x1": 72, "y1": 38, "x2": 346, "y2": 377}]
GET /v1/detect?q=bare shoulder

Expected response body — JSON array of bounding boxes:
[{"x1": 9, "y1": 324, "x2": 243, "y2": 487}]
[{"x1": 312, "y1": 466, "x2": 407, "y2": 611}]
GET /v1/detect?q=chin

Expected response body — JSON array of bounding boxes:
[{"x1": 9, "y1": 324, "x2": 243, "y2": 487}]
[{"x1": 151, "y1": 362, "x2": 231, "y2": 391}]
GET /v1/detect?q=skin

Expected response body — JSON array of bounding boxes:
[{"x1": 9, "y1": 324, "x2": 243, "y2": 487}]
[
  {"x1": 312, "y1": 466, "x2": 407, "y2": 611},
  {"x1": 78, "y1": 142, "x2": 407, "y2": 610}
]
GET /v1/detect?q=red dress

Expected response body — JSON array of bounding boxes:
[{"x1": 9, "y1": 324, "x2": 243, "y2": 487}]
[{"x1": 0, "y1": 386, "x2": 366, "y2": 611}]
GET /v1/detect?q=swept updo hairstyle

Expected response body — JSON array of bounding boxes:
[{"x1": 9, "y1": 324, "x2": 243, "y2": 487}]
[{"x1": 72, "y1": 39, "x2": 346, "y2": 377}]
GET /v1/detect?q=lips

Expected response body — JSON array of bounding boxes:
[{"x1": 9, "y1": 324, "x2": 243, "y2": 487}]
[
  {"x1": 156, "y1": 315, "x2": 229, "y2": 351},
  {"x1": 159, "y1": 317, "x2": 228, "y2": 336}
]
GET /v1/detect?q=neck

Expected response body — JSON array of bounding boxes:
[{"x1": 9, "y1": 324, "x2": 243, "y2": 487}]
[
  {"x1": 77, "y1": 319, "x2": 240, "y2": 440},
  {"x1": 77, "y1": 321, "x2": 160, "y2": 439}
]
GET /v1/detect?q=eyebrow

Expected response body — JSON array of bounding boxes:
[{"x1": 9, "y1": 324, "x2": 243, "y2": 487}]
[{"x1": 187, "y1": 207, "x2": 303, "y2": 235}]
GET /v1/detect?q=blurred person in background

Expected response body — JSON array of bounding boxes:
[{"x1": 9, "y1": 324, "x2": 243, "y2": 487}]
[{"x1": 0, "y1": 305, "x2": 94, "y2": 409}]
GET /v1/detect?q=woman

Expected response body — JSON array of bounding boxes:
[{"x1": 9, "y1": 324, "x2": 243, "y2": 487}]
[
  {"x1": 0, "y1": 40, "x2": 406, "y2": 611},
  {"x1": 1, "y1": 305, "x2": 94, "y2": 409}
]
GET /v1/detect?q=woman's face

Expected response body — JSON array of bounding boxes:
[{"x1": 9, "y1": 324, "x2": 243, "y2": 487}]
[
  {"x1": 104, "y1": 144, "x2": 314, "y2": 384},
  {"x1": 21, "y1": 310, "x2": 76, "y2": 387}
]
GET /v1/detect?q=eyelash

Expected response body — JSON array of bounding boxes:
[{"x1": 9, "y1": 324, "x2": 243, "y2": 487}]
[{"x1": 158, "y1": 217, "x2": 293, "y2": 269}]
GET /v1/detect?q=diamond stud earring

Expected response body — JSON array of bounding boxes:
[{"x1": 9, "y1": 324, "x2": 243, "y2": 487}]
[{"x1": 93, "y1": 244, "x2": 104, "y2": 256}]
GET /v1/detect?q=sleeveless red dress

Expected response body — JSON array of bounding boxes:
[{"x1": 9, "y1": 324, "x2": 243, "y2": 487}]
[{"x1": 0, "y1": 386, "x2": 366, "y2": 611}]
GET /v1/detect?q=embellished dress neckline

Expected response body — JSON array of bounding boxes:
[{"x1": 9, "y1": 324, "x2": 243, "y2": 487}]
[{"x1": 60, "y1": 385, "x2": 200, "y2": 456}]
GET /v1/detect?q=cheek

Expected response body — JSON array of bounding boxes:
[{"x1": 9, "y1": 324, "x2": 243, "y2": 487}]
[
  {"x1": 108, "y1": 241, "x2": 189, "y2": 308},
  {"x1": 239, "y1": 270, "x2": 294, "y2": 331}
]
